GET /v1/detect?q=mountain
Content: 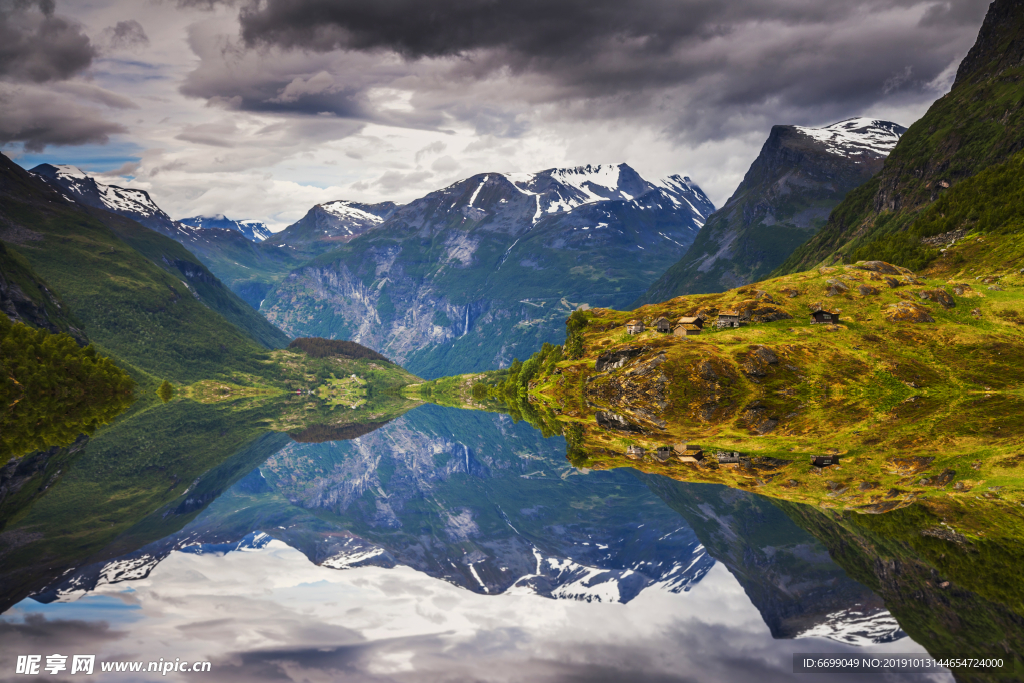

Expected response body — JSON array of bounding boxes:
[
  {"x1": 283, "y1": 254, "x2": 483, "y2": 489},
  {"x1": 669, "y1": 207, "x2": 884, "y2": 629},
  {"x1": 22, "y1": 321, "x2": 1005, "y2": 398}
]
[
  {"x1": 0, "y1": 154, "x2": 288, "y2": 381},
  {"x1": 24, "y1": 403, "x2": 715, "y2": 606},
  {"x1": 637, "y1": 118, "x2": 904, "y2": 305},
  {"x1": 28, "y1": 164, "x2": 306, "y2": 310},
  {"x1": 263, "y1": 200, "x2": 398, "y2": 256},
  {"x1": 179, "y1": 214, "x2": 272, "y2": 242},
  {"x1": 262, "y1": 163, "x2": 714, "y2": 377},
  {"x1": 775, "y1": 0, "x2": 1024, "y2": 274},
  {"x1": 30, "y1": 163, "x2": 182, "y2": 237}
]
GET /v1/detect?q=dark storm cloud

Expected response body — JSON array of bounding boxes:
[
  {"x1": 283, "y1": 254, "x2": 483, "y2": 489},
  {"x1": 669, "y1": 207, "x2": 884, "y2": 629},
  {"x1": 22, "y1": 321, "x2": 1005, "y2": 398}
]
[
  {"x1": 0, "y1": 83, "x2": 128, "y2": 151},
  {"x1": 180, "y1": 0, "x2": 990, "y2": 143},
  {"x1": 0, "y1": 1, "x2": 130, "y2": 151},
  {"x1": 101, "y1": 19, "x2": 150, "y2": 51},
  {"x1": 0, "y1": 0, "x2": 95, "y2": 83}
]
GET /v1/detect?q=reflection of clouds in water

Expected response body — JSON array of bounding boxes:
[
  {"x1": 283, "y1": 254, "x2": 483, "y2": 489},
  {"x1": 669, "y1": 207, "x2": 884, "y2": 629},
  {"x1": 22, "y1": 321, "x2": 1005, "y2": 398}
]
[{"x1": 1, "y1": 542, "x2": 950, "y2": 683}]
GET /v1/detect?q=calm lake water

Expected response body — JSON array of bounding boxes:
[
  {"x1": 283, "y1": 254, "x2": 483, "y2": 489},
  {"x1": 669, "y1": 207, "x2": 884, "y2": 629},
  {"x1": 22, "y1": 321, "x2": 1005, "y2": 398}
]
[{"x1": 0, "y1": 402, "x2": 994, "y2": 682}]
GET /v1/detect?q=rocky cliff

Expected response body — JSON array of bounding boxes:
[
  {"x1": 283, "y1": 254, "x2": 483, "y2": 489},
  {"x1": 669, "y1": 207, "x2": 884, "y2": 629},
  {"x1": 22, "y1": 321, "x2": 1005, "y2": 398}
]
[{"x1": 637, "y1": 118, "x2": 903, "y2": 304}]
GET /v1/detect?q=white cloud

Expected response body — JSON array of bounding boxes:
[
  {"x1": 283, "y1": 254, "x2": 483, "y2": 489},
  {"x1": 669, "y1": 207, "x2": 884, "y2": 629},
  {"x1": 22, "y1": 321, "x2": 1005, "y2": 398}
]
[{"x1": 1, "y1": 544, "x2": 948, "y2": 683}]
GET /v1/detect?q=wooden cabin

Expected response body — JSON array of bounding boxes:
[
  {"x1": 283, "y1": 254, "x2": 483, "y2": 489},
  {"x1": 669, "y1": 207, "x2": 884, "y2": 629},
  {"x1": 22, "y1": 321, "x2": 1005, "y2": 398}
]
[
  {"x1": 626, "y1": 319, "x2": 645, "y2": 334},
  {"x1": 810, "y1": 310, "x2": 839, "y2": 325},
  {"x1": 674, "y1": 324, "x2": 701, "y2": 337},
  {"x1": 716, "y1": 310, "x2": 743, "y2": 328},
  {"x1": 654, "y1": 446, "x2": 673, "y2": 462},
  {"x1": 677, "y1": 316, "x2": 704, "y2": 329},
  {"x1": 810, "y1": 455, "x2": 840, "y2": 467},
  {"x1": 625, "y1": 445, "x2": 646, "y2": 459},
  {"x1": 655, "y1": 317, "x2": 672, "y2": 333}
]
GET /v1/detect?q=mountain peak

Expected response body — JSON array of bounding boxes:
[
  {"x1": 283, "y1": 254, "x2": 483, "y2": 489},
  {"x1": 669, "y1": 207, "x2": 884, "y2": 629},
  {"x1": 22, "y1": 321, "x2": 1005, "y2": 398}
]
[
  {"x1": 791, "y1": 117, "x2": 907, "y2": 158},
  {"x1": 178, "y1": 214, "x2": 271, "y2": 242},
  {"x1": 32, "y1": 163, "x2": 90, "y2": 181}
]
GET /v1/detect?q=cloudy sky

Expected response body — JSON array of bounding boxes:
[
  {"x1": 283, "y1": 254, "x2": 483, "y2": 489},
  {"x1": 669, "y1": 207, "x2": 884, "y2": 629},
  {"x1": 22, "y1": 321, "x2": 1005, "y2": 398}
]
[
  {"x1": 0, "y1": 0, "x2": 991, "y2": 229},
  {"x1": 0, "y1": 545, "x2": 950, "y2": 683}
]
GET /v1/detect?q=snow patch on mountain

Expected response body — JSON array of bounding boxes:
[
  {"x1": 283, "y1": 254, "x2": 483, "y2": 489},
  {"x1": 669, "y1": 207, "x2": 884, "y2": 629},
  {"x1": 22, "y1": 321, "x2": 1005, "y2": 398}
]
[
  {"x1": 795, "y1": 607, "x2": 907, "y2": 645},
  {"x1": 501, "y1": 164, "x2": 714, "y2": 224},
  {"x1": 504, "y1": 544, "x2": 712, "y2": 603},
  {"x1": 178, "y1": 214, "x2": 272, "y2": 242},
  {"x1": 319, "y1": 200, "x2": 388, "y2": 228},
  {"x1": 36, "y1": 164, "x2": 168, "y2": 220},
  {"x1": 794, "y1": 117, "x2": 906, "y2": 158}
]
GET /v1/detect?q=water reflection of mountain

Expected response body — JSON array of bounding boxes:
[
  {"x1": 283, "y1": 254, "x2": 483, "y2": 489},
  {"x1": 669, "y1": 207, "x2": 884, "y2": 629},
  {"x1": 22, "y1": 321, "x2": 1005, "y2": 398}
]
[
  {"x1": 638, "y1": 476, "x2": 902, "y2": 643},
  {"x1": 24, "y1": 404, "x2": 906, "y2": 652}
]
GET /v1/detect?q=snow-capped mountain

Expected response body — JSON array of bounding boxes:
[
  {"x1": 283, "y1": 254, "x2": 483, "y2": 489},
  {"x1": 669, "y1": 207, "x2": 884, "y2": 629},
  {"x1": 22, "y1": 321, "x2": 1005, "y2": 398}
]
[
  {"x1": 179, "y1": 214, "x2": 272, "y2": 242},
  {"x1": 638, "y1": 117, "x2": 906, "y2": 304},
  {"x1": 31, "y1": 164, "x2": 176, "y2": 233},
  {"x1": 264, "y1": 199, "x2": 398, "y2": 255},
  {"x1": 792, "y1": 117, "x2": 907, "y2": 158},
  {"x1": 262, "y1": 162, "x2": 714, "y2": 376},
  {"x1": 31, "y1": 531, "x2": 280, "y2": 604},
  {"x1": 487, "y1": 163, "x2": 713, "y2": 225},
  {"x1": 31, "y1": 407, "x2": 716, "y2": 607}
]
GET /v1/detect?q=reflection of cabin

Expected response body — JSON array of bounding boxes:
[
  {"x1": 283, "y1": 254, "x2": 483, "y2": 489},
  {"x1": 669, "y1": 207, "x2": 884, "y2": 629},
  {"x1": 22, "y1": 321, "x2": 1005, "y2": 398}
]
[
  {"x1": 655, "y1": 317, "x2": 672, "y2": 333},
  {"x1": 677, "y1": 316, "x2": 704, "y2": 329},
  {"x1": 626, "y1": 319, "x2": 644, "y2": 334},
  {"x1": 625, "y1": 445, "x2": 646, "y2": 459},
  {"x1": 717, "y1": 310, "x2": 744, "y2": 328},
  {"x1": 674, "y1": 444, "x2": 705, "y2": 464},
  {"x1": 715, "y1": 451, "x2": 747, "y2": 468},
  {"x1": 654, "y1": 446, "x2": 673, "y2": 461},
  {"x1": 674, "y1": 325, "x2": 701, "y2": 337},
  {"x1": 810, "y1": 310, "x2": 839, "y2": 325},
  {"x1": 811, "y1": 455, "x2": 840, "y2": 467}
]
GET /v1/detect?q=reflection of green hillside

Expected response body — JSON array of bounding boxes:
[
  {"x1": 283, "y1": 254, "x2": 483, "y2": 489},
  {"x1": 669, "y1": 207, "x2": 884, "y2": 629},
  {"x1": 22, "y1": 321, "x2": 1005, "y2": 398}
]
[
  {"x1": 428, "y1": 260, "x2": 1024, "y2": 519},
  {"x1": 777, "y1": 500, "x2": 1024, "y2": 682},
  {"x1": 0, "y1": 368, "x2": 421, "y2": 612},
  {"x1": 1, "y1": 317, "x2": 134, "y2": 463}
]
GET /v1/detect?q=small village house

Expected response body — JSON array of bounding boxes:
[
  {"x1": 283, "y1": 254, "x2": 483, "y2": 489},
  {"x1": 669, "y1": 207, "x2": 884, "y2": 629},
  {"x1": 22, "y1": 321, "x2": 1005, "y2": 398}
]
[
  {"x1": 811, "y1": 455, "x2": 840, "y2": 467},
  {"x1": 655, "y1": 445, "x2": 673, "y2": 461},
  {"x1": 810, "y1": 310, "x2": 840, "y2": 325},
  {"x1": 655, "y1": 317, "x2": 672, "y2": 333},
  {"x1": 716, "y1": 310, "x2": 743, "y2": 328},
  {"x1": 625, "y1": 444, "x2": 646, "y2": 459},
  {"x1": 677, "y1": 316, "x2": 703, "y2": 329},
  {"x1": 674, "y1": 324, "x2": 701, "y2": 337},
  {"x1": 626, "y1": 319, "x2": 645, "y2": 334}
]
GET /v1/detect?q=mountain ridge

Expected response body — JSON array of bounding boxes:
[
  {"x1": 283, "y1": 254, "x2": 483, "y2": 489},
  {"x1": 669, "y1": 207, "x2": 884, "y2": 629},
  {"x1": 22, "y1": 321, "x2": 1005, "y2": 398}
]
[
  {"x1": 179, "y1": 214, "x2": 272, "y2": 242},
  {"x1": 636, "y1": 117, "x2": 904, "y2": 305},
  {"x1": 261, "y1": 162, "x2": 714, "y2": 377},
  {"x1": 774, "y1": 0, "x2": 1024, "y2": 274}
]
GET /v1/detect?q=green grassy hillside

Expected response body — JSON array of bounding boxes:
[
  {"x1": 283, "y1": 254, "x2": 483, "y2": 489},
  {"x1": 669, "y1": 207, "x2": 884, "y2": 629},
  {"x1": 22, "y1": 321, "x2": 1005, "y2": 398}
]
[
  {"x1": 1, "y1": 317, "x2": 134, "y2": 463},
  {"x1": 172, "y1": 227, "x2": 305, "y2": 309},
  {"x1": 92, "y1": 211, "x2": 290, "y2": 349},
  {"x1": 0, "y1": 241, "x2": 86, "y2": 342},
  {"x1": 0, "y1": 155, "x2": 279, "y2": 383},
  {"x1": 423, "y1": 254, "x2": 1024, "y2": 526}
]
